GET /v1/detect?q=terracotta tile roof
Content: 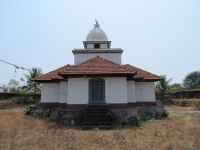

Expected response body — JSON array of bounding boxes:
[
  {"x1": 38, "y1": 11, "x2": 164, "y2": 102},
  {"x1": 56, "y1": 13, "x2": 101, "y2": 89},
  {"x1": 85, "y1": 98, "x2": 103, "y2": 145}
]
[
  {"x1": 123, "y1": 64, "x2": 162, "y2": 81},
  {"x1": 32, "y1": 65, "x2": 67, "y2": 82},
  {"x1": 59, "y1": 56, "x2": 136, "y2": 75},
  {"x1": 32, "y1": 56, "x2": 161, "y2": 82}
]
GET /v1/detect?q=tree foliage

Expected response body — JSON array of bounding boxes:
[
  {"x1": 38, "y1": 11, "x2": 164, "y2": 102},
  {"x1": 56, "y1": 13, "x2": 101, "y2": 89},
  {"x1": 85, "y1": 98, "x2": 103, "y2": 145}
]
[
  {"x1": 0, "y1": 84, "x2": 9, "y2": 93},
  {"x1": 0, "y1": 79, "x2": 20, "y2": 93},
  {"x1": 155, "y1": 75, "x2": 175, "y2": 100},
  {"x1": 23, "y1": 67, "x2": 43, "y2": 94},
  {"x1": 182, "y1": 71, "x2": 200, "y2": 89},
  {"x1": 8, "y1": 79, "x2": 20, "y2": 93},
  {"x1": 0, "y1": 67, "x2": 42, "y2": 94},
  {"x1": 170, "y1": 83, "x2": 182, "y2": 91}
]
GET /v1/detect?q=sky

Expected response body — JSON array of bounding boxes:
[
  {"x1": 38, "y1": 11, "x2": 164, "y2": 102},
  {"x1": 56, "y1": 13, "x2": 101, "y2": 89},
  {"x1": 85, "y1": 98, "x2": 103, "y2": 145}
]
[{"x1": 0, "y1": 0, "x2": 200, "y2": 86}]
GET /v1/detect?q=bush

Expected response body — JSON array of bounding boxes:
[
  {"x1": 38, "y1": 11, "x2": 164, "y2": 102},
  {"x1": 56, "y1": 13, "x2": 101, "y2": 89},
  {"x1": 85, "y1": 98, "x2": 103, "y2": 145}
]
[
  {"x1": 156, "y1": 111, "x2": 170, "y2": 119},
  {"x1": 24, "y1": 104, "x2": 37, "y2": 115},
  {"x1": 11, "y1": 96, "x2": 36, "y2": 105},
  {"x1": 161, "y1": 111, "x2": 169, "y2": 118},
  {"x1": 143, "y1": 115, "x2": 155, "y2": 123},
  {"x1": 129, "y1": 116, "x2": 142, "y2": 127}
]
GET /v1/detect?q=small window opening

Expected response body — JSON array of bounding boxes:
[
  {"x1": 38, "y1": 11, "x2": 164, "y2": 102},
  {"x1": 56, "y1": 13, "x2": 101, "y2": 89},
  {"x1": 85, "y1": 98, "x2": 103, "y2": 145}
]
[{"x1": 94, "y1": 44, "x2": 100, "y2": 48}]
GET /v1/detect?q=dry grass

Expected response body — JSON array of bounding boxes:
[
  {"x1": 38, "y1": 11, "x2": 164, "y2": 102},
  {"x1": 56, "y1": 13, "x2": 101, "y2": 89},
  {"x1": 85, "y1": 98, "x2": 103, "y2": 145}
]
[
  {"x1": 164, "y1": 105, "x2": 198, "y2": 111},
  {"x1": 0, "y1": 100, "x2": 14, "y2": 109},
  {"x1": 1, "y1": 108, "x2": 200, "y2": 150}
]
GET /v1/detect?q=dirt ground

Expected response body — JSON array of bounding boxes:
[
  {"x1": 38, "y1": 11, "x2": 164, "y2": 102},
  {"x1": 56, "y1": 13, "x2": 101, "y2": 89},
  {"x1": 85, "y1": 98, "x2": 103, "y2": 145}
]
[
  {"x1": 169, "y1": 110, "x2": 200, "y2": 117},
  {"x1": 164, "y1": 105, "x2": 200, "y2": 117}
]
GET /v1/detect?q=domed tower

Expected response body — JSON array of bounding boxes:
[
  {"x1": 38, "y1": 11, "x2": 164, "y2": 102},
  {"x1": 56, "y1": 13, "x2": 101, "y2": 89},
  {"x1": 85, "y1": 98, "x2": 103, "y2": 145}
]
[
  {"x1": 83, "y1": 21, "x2": 111, "y2": 49},
  {"x1": 72, "y1": 21, "x2": 123, "y2": 65}
]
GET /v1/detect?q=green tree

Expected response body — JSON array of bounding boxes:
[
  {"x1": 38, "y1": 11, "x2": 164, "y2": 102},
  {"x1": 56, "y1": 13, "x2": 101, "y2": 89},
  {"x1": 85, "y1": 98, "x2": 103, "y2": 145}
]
[
  {"x1": 8, "y1": 79, "x2": 20, "y2": 93},
  {"x1": 0, "y1": 84, "x2": 9, "y2": 93},
  {"x1": 170, "y1": 83, "x2": 182, "y2": 91},
  {"x1": 182, "y1": 71, "x2": 200, "y2": 89},
  {"x1": 23, "y1": 67, "x2": 43, "y2": 94},
  {"x1": 155, "y1": 75, "x2": 175, "y2": 100}
]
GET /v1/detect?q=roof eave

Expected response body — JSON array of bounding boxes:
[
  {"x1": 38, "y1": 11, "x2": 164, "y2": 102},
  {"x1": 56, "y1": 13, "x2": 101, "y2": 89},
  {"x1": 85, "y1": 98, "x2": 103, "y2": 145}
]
[
  {"x1": 31, "y1": 79, "x2": 68, "y2": 83},
  {"x1": 59, "y1": 73, "x2": 136, "y2": 78}
]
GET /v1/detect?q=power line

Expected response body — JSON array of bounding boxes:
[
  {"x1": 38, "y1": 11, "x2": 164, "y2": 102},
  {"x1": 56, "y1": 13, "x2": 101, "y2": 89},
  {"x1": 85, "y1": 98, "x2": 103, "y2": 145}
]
[{"x1": 0, "y1": 59, "x2": 30, "y2": 77}]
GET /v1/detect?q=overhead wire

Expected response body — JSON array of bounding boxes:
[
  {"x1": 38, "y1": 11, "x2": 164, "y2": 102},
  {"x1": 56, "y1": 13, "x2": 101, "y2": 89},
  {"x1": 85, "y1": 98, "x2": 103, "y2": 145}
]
[{"x1": 0, "y1": 59, "x2": 30, "y2": 77}]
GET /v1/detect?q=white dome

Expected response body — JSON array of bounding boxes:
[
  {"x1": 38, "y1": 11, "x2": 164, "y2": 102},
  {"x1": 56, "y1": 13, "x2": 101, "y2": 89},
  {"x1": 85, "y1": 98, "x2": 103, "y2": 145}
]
[{"x1": 86, "y1": 24, "x2": 108, "y2": 41}]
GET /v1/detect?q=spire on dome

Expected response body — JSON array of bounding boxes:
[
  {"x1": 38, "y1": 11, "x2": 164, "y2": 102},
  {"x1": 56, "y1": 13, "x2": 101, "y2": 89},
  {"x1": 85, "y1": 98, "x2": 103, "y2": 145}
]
[
  {"x1": 83, "y1": 21, "x2": 111, "y2": 49},
  {"x1": 86, "y1": 21, "x2": 108, "y2": 41}
]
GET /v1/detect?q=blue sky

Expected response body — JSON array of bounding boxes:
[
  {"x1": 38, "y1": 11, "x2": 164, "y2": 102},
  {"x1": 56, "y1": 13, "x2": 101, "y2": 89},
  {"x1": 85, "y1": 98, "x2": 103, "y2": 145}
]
[{"x1": 0, "y1": 0, "x2": 200, "y2": 86}]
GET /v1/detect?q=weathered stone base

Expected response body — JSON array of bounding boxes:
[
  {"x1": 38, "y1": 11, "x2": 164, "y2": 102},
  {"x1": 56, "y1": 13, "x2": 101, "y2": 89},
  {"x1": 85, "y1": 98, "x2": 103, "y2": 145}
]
[
  {"x1": 31, "y1": 105, "x2": 164, "y2": 125},
  {"x1": 49, "y1": 107, "x2": 85, "y2": 125},
  {"x1": 57, "y1": 109, "x2": 84, "y2": 126},
  {"x1": 110, "y1": 106, "x2": 164, "y2": 122},
  {"x1": 110, "y1": 108, "x2": 137, "y2": 122},
  {"x1": 30, "y1": 106, "x2": 50, "y2": 118},
  {"x1": 137, "y1": 106, "x2": 164, "y2": 118}
]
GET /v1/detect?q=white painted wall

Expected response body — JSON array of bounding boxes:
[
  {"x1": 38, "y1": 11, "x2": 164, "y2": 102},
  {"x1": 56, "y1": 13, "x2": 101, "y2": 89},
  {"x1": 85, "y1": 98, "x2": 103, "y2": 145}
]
[
  {"x1": 127, "y1": 81, "x2": 136, "y2": 102},
  {"x1": 135, "y1": 82, "x2": 156, "y2": 102},
  {"x1": 100, "y1": 44, "x2": 107, "y2": 48},
  {"x1": 67, "y1": 77, "x2": 128, "y2": 104},
  {"x1": 68, "y1": 78, "x2": 89, "y2": 104},
  {"x1": 105, "y1": 77, "x2": 127, "y2": 103},
  {"x1": 41, "y1": 83, "x2": 60, "y2": 103},
  {"x1": 86, "y1": 44, "x2": 107, "y2": 49},
  {"x1": 40, "y1": 80, "x2": 155, "y2": 104},
  {"x1": 87, "y1": 44, "x2": 94, "y2": 48},
  {"x1": 59, "y1": 81, "x2": 68, "y2": 103},
  {"x1": 74, "y1": 53, "x2": 121, "y2": 64}
]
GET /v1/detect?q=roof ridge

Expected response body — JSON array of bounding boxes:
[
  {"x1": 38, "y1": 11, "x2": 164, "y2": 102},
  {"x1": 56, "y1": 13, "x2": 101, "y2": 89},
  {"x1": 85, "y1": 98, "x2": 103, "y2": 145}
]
[
  {"x1": 58, "y1": 56, "x2": 136, "y2": 76},
  {"x1": 122, "y1": 64, "x2": 137, "y2": 73},
  {"x1": 75, "y1": 56, "x2": 123, "y2": 67}
]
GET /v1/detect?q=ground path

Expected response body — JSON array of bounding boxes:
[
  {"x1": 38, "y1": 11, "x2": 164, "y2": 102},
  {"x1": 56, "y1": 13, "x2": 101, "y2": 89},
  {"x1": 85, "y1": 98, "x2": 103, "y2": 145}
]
[{"x1": 169, "y1": 110, "x2": 200, "y2": 117}]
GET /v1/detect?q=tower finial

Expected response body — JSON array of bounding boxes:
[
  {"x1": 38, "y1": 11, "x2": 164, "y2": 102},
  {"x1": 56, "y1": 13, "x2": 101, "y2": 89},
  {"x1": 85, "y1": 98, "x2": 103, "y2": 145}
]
[{"x1": 95, "y1": 20, "x2": 98, "y2": 24}]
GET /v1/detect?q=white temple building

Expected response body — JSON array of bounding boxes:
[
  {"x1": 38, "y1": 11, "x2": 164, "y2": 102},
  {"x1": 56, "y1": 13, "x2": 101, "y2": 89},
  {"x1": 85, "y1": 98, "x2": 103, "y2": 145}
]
[{"x1": 32, "y1": 21, "x2": 162, "y2": 113}]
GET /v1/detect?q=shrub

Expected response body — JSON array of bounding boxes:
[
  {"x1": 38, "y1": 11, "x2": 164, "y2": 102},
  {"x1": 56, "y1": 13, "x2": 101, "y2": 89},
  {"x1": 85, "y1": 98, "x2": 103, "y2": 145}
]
[
  {"x1": 129, "y1": 116, "x2": 142, "y2": 127},
  {"x1": 143, "y1": 115, "x2": 155, "y2": 123},
  {"x1": 156, "y1": 111, "x2": 170, "y2": 119},
  {"x1": 24, "y1": 104, "x2": 37, "y2": 115},
  {"x1": 161, "y1": 111, "x2": 169, "y2": 118},
  {"x1": 11, "y1": 96, "x2": 35, "y2": 105},
  {"x1": 111, "y1": 123, "x2": 118, "y2": 129}
]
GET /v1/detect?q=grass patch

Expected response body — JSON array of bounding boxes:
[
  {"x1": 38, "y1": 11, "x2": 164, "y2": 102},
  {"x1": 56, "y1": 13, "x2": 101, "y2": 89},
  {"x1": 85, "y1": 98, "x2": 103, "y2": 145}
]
[
  {"x1": 0, "y1": 108, "x2": 200, "y2": 149},
  {"x1": 172, "y1": 99, "x2": 200, "y2": 108}
]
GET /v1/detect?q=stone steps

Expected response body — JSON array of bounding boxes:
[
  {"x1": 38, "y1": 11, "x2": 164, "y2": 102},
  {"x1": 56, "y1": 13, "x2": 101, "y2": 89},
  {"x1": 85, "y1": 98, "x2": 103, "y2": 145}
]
[
  {"x1": 83, "y1": 122, "x2": 110, "y2": 126},
  {"x1": 85, "y1": 110, "x2": 107, "y2": 115},
  {"x1": 82, "y1": 126, "x2": 110, "y2": 130},
  {"x1": 82, "y1": 104, "x2": 111, "y2": 130},
  {"x1": 83, "y1": 118, "x2": 110, "y2": 122}
]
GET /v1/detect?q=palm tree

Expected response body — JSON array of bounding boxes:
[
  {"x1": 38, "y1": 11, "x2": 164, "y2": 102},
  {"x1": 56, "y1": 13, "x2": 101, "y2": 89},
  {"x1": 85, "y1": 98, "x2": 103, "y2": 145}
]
[
  {"x1": 155, "y1": 75, "x2": 175, "y2": 100},
  {"x1": 23, "y1": 67, "x2": 43, "y2": 95}
]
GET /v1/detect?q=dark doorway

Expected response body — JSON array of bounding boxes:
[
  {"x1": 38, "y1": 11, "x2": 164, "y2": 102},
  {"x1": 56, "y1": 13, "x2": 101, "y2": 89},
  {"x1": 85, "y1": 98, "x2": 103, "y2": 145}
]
[
  {"x1": 89, "y1": 78, "x2": 105, "y2": 103},
  {"x1": 94, "y1": 44, "x2": 100, "y2": 48}
]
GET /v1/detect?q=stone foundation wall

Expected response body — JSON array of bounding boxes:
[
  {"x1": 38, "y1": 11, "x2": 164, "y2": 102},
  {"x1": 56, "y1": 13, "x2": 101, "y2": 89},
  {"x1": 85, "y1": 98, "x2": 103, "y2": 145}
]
[
  {"x1": 136, "y1": 106, "x2": 164, "y2": 118},
  {"x1": 110, "y1": 108, "x2": 137, "y2": 122},
  {"x1": 31, "y1": 105, "x2": 164, "y2": 126},
  {"x1": 110, "y1": 106, "x2": 164, "y2": 122}
]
